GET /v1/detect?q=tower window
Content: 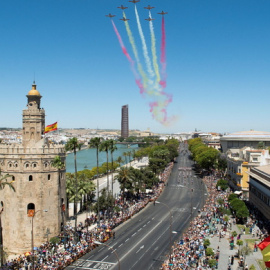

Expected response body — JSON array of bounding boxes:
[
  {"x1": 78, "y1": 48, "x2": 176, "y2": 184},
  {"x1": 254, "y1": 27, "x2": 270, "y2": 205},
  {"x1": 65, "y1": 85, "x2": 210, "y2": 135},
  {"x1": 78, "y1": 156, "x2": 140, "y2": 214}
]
[
  {"x1": 8, "y1": 163, "x2": 12, "y2": 168},
  {"x1": 27, "y1": 203, "x2": 35, "y2": 216},
  {"x1": 25, "y1": 163, "x2": 30, "y2": 168},
  {"x1": 48, "y1": 174, "x2": 51, "y2": 180},
  {"x1": 33, "y1": 163, "x2": 37, "y2": 168},
  {"x1": 12, "y1": 176, "x2": 15, "y2": 181},
  {"x1": 29, "y1": 175, "x2": 33, "y2": 181}
]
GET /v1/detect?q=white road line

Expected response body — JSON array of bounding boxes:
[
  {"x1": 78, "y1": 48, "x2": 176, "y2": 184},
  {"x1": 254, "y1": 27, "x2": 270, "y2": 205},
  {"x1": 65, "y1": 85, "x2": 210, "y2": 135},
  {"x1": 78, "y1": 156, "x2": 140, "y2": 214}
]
[
  {"x1": 116, "y1": 215, "x2": 168, "y2": 265},
  {"x1": 138, "y1": 228, "x2": 142, "y2": 231},
  {"x1": 102, "y1": 255, "x2": 108, "y2": 261},
  {"x1": 98, "y1": 247, "x2": 104, "y2": 252},
  {"x1": 132, "y1": 233, "x2": 136, "y2": 237},
  {"x1": 118, "y1": 243, "x2": 123, "y2": 248},
  {"x1": 125, "y1": 238, "x2": 129, "y2": 242}
]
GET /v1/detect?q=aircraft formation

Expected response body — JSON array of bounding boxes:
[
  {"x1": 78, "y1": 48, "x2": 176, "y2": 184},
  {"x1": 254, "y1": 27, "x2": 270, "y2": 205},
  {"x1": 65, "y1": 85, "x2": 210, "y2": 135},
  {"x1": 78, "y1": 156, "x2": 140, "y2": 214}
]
[
  {"x1": 106, "y1": 1, "x2": 176, "y2": 126},
  {"x1": 105, "y1": 0, "x2": 167, "y2": 21}
]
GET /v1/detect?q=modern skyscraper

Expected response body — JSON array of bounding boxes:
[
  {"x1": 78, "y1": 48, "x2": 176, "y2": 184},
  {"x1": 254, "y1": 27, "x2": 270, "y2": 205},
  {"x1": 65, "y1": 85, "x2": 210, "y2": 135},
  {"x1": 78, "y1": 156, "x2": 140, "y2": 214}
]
[{"x1": 121, "y1": 105, "x2": 129, "y2": 138}]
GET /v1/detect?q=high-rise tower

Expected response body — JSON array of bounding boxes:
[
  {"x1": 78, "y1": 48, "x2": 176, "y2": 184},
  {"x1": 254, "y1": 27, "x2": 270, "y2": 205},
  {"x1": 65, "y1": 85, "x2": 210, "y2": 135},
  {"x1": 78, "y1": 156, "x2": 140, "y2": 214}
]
[
  {"x1": 0, "y1": 83, "x2": 66, "y2": 257},
  {"x1": 121, "y1": 105, "x2": 129, "y2": 138}
]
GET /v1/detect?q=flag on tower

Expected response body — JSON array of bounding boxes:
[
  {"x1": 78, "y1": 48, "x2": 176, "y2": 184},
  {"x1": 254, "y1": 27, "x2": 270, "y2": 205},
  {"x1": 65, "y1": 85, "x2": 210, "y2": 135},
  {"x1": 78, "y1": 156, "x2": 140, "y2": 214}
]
[
  {"x1": 44, "y1": 122, "x2": 58, "y2": 134},
  {"x1": 258, "y1": 235, "x2": 270, "y2": 267}
]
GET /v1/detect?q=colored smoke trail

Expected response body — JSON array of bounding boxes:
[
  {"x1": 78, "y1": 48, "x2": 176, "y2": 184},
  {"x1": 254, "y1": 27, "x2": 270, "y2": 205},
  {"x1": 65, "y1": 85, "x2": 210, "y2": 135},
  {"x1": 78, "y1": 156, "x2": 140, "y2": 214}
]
[
  {"x1": 123, "y1": 12, "x2": 148, "y2": 89},
  {"x1": 111, "y1": 20, "x2": 145, "y2": 94},
  {"x1": 149, "y1": 11, "x2": 161, "y2": 85},
  {"x1": 160, "y1": 16, "x2": 167, "y2": 89},
  {"x1": 134, "y1": 6, "x2": 154, "y2": 79}
]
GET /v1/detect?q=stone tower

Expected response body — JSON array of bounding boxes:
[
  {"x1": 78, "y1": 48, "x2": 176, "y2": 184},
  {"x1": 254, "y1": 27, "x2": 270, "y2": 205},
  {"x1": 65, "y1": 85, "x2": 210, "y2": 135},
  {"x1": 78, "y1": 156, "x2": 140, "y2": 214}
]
[{"x1": 0, "y1": 83, "x2": 66, "y2": 257}]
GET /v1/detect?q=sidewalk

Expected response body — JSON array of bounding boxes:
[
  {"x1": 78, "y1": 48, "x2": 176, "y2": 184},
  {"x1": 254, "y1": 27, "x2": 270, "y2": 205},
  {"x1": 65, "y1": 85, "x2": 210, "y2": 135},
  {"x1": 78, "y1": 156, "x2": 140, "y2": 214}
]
[{"x1": 210, "y1": 222, "x2": 263, "y2": 270}]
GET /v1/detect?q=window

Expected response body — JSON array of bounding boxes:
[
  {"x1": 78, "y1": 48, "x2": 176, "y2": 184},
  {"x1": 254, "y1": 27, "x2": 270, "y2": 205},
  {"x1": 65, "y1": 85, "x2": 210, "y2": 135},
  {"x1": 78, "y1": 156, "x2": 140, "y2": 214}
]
[
  {"x1": 48, "y1": 174, "x2": 51, "y2": 180},
  {"x1": 27, "y1": 203, "x2": 35, "y2": 216},
  {"x1": 29, "y1": 175, "x2": 33, "y2": 181},
  {"x1": 33, "y1": 163, "x2": 37, "y2": 168},
  {"x1": 12, "y1": 176, "x2": 15, "y2": 181}
]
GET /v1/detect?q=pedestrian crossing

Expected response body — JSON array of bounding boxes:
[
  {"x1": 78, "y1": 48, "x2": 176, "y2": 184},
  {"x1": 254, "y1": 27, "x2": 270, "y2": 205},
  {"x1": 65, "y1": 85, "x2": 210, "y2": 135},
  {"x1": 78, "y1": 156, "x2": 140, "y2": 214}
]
[{"x1": 70, "y1": 259, "x2": 115, "y2": 270}]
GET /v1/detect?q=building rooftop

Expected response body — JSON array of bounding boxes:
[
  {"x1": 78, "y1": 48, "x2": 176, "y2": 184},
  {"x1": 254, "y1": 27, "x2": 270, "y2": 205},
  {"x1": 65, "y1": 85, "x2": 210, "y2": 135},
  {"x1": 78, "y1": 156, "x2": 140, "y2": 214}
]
[{"x1": 221, "y1": 130, "x2": 270, "y2": 141}]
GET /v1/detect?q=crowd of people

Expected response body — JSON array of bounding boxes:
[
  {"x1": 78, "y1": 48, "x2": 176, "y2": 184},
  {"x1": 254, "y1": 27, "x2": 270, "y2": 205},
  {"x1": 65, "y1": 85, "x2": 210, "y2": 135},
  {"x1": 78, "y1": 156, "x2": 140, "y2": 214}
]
[
  {"x1": 1, "y1": 163, "x2": 174, "y2": 270},
  {"x1": 161, "y1": 174, "x2": 231, "y2": 269}
]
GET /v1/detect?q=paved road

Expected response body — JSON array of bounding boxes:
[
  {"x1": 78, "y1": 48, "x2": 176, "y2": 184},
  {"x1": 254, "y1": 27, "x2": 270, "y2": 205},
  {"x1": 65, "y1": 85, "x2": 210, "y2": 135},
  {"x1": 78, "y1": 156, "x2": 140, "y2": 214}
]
[{"x1": 66, "y1": 143, "x2": 206, "y2": 270}]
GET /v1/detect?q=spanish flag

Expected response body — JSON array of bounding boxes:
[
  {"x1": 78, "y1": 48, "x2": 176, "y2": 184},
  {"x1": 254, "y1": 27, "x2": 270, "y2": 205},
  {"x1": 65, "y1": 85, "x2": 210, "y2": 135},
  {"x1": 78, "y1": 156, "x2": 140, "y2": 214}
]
[
  {"x1": 258, "y1": 235, "x2": 270, "y2": 267},
  {"x1": 44, "y1": 122, "x2": 58, "y2": 134}
]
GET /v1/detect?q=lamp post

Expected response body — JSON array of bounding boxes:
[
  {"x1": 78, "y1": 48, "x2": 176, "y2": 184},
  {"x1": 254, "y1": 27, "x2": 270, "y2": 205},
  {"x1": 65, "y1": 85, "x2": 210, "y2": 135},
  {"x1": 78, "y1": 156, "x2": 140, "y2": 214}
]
[
  {"x1": 94, "y1": 241, "x2": 120, "y2": 270},
  {"x1": 0, "y1": 201, "x2": 4, "y2": 266},
  {"x1": 156, "y1": 201, "x2": 173, "y2": 268},
  {"x1": 29, "y1": 209, "x2": 48, "y2": 270}
]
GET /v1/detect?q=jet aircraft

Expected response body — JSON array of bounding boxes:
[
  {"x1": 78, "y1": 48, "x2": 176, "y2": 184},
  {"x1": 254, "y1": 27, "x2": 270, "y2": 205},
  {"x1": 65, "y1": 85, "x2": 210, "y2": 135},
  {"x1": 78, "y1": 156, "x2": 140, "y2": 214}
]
[
  {"x1": 145, "y1": 17, "x2": 155, "y2": 21},
  {"x1": 120, "y1": 17, "x2": 130, "y2": 21},
  {"x1": 129, "y1": 0, "x2": 140, "y2": 3},
  {"x1": 158, "y1": 11, "x2": 168, "y2": 15},
  {"x1": 144, "y1": 5, "x2": 154, "y2": 10},
  {"x1": 106, "y1": 13, "x2": 116, "y2": 18},
  {"x1": 117, "y1": 5, "x2": 128, "y2": 10}
]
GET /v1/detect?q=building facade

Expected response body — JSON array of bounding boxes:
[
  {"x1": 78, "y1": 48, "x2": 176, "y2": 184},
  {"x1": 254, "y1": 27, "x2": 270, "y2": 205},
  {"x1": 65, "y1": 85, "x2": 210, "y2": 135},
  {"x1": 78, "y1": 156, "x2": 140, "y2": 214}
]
[
  {"x1": 249, "y1": 165, "x2": 270, "y2": 222},
  {"x1": 0, "y1": 83, "x2": 66, "y2": 256},
  {"x1": 121, "y1": 105, "x2": 129, "y2": 139}
]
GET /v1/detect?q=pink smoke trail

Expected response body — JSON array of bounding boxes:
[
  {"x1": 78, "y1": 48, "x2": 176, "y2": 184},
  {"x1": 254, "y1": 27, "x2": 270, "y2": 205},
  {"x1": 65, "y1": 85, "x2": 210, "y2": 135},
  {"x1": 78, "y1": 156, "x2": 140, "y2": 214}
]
[
  {"x1": 111, "y1": 20, "x2": 145, "y2": 94},
  {"x1": 160, "y1": 16, "x2": 167, "y2": 89}
]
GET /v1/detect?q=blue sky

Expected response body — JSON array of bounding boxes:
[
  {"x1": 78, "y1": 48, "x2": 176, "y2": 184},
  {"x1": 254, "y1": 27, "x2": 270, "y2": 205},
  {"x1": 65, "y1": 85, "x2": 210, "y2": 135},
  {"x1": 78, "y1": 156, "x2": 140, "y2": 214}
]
[{"x1": 0, "y1": 0, "x2": 270, "y2": 134}]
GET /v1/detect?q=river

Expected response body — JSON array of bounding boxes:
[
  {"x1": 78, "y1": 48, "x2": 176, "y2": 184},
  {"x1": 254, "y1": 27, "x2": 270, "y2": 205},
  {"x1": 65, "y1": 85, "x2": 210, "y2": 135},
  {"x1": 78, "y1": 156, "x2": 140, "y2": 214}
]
[{"x1": 66, "y1": 144, "x2": 139, "y2": 173}]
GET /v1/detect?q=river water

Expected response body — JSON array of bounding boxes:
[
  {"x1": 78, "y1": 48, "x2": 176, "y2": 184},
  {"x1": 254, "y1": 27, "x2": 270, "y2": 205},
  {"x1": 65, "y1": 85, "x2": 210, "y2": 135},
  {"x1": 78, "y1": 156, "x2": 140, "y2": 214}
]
[{"x1": 66, "y1": 144, "x2": 138, "y2": 173}]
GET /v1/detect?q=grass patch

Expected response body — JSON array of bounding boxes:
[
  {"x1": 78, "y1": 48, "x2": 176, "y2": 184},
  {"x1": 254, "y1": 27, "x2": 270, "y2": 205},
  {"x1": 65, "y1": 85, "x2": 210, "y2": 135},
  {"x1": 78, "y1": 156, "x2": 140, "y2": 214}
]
[
  {"x1": 257, "y1": 259, "x2": 267, "y2": 270},
  {"x1": 237, "y1": 224, "x2": 250, "y2": 234},
  {"x1": 245, "y1": 238, "x2": 259, "y2": 249}
]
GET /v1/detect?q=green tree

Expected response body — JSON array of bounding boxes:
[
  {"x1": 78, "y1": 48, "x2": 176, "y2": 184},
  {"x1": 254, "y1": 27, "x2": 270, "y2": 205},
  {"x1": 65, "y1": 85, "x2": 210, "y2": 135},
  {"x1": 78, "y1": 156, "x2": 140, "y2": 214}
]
[
  {"x1": 89, "y1": 137, "x2": 102, "y2": 223},
  {"x1": 114, "y1": 167, "x2": 133, "y2": 198},
  {"x1": 195, "y1": 147, "x2": 219, "y2": 170},
  {"x1": 109, "y1": 140, "x2": 118, "y2": 197},
  {"x1": 65, "y1": 137, "x2": 82, "y2": 229},
  {"x1": 0, "y1": 170, "x2": 15, "y2": 191},
  {"x1": 51, "y1": 155, "x2": 65, "y2": 227},
  {"x1": 216, "y1": 179, "x2": 228, "y2": 191},
  {"x1": 100, "y1": 140, "x2": 111, "y2": 196}
]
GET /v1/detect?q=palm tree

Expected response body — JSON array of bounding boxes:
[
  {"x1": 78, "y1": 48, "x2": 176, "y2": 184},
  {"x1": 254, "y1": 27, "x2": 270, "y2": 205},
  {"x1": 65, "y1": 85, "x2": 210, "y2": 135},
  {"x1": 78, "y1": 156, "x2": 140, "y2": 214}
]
[
  {"x1": 89, "y1": 137, "x2": 102, "y2": 224},
  {"x1": 100, "y1": 140, "x2": 111, "y2": 196},
  {"x1": 114, "y1": 167, "x2": 133, "y2": 200},
  {"x1": 109, "y1": 140, "x2": 117, "y2": 197},
  {"x1": 51, "y1": 155, "x2": 65, "y2": 229},
  {"x1": 66, "y1": 173, "x2": 75, "y2": 218},
  {"x1": 117, "y1": 156, "x2": 124, "y2": 167},
  {"x1": 0, "y1": 170, "x2": 15, "y2": 191},
  {"x1": 65, "y1": 137, "x2": 82, "y2": 229},
  {"x1": 123, "y1": 152, "x2": 128, "y2": 166}
]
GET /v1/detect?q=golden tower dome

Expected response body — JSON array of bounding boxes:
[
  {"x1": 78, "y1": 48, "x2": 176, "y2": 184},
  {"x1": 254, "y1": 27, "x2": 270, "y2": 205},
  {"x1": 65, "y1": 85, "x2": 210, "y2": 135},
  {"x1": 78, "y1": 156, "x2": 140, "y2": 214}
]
[{"x1": 28, "y1": 82, "x2": 41, "y2": 96}]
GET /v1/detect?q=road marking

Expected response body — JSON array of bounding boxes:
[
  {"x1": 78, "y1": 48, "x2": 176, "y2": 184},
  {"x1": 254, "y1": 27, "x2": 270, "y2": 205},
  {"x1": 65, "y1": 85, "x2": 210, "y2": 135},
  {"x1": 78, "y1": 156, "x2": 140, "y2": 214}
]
[
  {"x1": 118, "y1": 243, "x2": 123, "y2": 247},
  {"x1": 138, "y1": 228, "x2": 142, "y2": 231},
  {"x1": 101, "y1": 255, "x2": 108, "y2": 261},
  {"x1": 125, "y1": 238, "x2": 129, "y2": 242},
  {"x1": 98, "y1": 247, "x2": 104, "y2": 252},
  {"x1": 132, "y1": 233, "x2": 136, "y2": 237},
  {"x1": 118, "y1": 215, "x2": 168, "y2": 264},
  {"x1": 143, "y1": 224, "x2": 146, "y2": 227}
]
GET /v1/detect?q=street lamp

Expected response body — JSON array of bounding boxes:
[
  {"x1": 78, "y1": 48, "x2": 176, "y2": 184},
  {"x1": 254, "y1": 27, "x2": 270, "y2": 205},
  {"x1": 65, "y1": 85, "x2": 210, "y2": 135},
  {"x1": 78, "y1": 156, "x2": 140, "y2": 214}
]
[
  {"x1": 28, "y1": 209, "x2": 48, "y2": 270},
  {"x1": 0, "y1": 201, "x2": 4, "y2": 266},
  {"x1": 94, "y1": 241, "x2": 120, "y2": 270},
  {"x1": 156, "y1": 201, "x2": 173, "y2": 267}
]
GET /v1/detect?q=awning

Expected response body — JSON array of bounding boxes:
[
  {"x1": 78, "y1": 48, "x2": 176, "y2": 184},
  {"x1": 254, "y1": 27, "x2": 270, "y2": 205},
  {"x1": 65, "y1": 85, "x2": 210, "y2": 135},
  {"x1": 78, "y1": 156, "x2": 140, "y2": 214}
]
[{"x1": 234, "y1": 191, "x2": 242, "y2": 195}]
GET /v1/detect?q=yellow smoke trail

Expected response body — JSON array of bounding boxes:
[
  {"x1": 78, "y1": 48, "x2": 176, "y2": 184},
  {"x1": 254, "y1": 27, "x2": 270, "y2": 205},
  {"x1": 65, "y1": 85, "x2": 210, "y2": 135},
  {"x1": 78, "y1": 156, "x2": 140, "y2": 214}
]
[
  {"x1": 149, "y1": 13, "x2": 160, "y2": 84},
  {"x1": 123, "y1": 12, "x2": 148, "y2": 89}
]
